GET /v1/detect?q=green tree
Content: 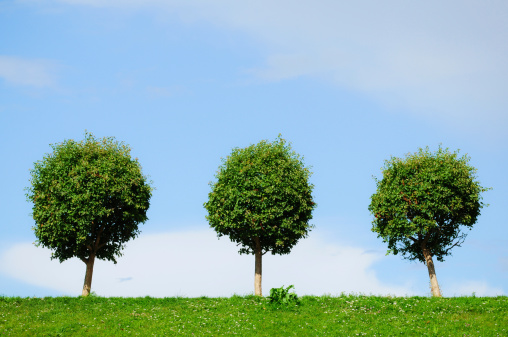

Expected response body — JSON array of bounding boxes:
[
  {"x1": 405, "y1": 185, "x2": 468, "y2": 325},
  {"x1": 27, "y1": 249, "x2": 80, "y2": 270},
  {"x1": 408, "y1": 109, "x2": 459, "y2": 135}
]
[
  {"x1": 26, "y1": 133, "x2": 153, "y2": 296},
  {"x1": 368, "y1": 147, "x2": 489, "y2": 297},
  {"x1": 204, "y1": 136, "x2": 316, "y2": 296}
]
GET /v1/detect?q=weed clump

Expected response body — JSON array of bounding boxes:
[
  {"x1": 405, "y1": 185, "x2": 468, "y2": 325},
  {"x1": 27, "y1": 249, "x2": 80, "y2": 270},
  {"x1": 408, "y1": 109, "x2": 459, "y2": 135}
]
[{"x1": 268, "y1": 285, "x2": 300, "y2": 307}]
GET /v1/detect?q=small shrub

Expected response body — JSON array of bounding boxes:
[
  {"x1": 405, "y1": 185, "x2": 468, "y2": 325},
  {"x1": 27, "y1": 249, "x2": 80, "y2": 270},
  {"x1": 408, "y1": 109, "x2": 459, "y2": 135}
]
[{"x1": 268, "y1": 285, "x2": 300, "y2": 306}]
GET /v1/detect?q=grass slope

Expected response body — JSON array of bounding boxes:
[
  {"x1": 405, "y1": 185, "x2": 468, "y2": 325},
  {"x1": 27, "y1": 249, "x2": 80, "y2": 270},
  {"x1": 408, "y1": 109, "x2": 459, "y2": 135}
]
[{"x1": 1, "y1": 295, "x2": 506, "y2": 336}]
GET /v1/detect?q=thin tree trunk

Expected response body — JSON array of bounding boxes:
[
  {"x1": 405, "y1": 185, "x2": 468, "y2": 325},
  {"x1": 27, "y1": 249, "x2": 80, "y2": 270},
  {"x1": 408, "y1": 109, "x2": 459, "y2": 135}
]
[
  {"x1": 254, "y1": 236, "x2": 262, "y2": 296},
  {"x1": 421, "y1": 243, "x2": 442, "y2": 297},
  {"x1": 82, "y1": 253, "x2": 96, "y2": 297}
]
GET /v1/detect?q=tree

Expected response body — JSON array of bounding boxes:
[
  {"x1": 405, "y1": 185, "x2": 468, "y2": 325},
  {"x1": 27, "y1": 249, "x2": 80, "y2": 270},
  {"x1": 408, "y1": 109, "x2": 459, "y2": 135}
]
[
  {"x1": 368, "y1": 146, "x2": 489, "y2": 297},
  {"x1": 26, "y1": 133, "x2": 153, "y2": 296},
  {"x1": 204, "y1": 136, "x2": 316, "y2": 296}
]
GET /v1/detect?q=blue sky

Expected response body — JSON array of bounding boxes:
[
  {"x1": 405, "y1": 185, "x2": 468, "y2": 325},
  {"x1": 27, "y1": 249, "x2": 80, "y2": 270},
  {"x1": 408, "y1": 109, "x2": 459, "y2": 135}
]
[{"x1": 1, "y1": 0, "x2": 507, "y2": 297}]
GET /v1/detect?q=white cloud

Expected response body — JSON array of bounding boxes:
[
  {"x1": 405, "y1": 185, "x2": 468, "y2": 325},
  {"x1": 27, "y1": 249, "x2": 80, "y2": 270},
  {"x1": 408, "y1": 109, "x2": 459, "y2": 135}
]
[
  {"x1": 0, "y1": 229, "x2": 411, "y2": 297},
  {"x1": 0, "y1": 56, "x2": 58, "y2": 87},
  {"x1": 444, "y1": 281, "x2": 505, "y2": 297},
  {"x1": 47, "y1": 0, "x2": 508, "y2": 127}
]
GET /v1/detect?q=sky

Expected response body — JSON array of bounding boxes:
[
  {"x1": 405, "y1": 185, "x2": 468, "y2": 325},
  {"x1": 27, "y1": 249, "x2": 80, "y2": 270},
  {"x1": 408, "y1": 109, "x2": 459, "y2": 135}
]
[{"x1": 1, "y1": 0, "x2": 507, "y2": 298}]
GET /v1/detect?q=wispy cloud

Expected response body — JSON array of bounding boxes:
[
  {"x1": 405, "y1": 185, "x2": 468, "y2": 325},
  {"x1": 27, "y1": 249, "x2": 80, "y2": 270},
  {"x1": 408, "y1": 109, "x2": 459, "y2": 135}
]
[
  {"x1": 47, "y1": 0, "x2": 508, "y2": 128},
  {"x1": 446, "y1": 281, "x2": 504, "y2": 297},
  {"x1": 0, "y1": 229, "x2": 412, "y2": 297},
  {"x1": 0, "y1": 56, "x2": 58, "y2": 87}
]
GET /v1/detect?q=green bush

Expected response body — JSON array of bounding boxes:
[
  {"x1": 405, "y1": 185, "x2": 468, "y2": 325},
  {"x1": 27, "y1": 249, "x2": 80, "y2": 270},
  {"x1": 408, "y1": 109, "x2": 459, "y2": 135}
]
[{"x1": 269, "y1": 285, "x2": 300, "y2": 306}]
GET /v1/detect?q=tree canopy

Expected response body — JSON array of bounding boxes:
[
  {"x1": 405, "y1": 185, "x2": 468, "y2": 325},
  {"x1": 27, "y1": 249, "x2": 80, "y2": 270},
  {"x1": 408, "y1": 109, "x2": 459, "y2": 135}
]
[
  {"x1": 26, "y1": 133, "x2": 153, "y2": 295},
  {"x1": 204, "y1": 136, "x2": 316, "y2": 295},
  {"x1": 368, "y1": 146, "x2": 489, "y2": 296}
]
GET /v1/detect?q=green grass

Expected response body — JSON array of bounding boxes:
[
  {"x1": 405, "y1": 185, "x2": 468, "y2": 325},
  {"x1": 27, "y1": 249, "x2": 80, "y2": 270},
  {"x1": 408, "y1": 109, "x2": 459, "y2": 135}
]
[{"x1": 1, "y1": 295, "x2": 506, "y2": 336}]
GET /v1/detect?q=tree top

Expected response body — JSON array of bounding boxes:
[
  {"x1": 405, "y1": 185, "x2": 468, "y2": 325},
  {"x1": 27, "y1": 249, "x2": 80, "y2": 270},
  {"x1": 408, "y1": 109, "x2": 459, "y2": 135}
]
[{"x1": 205, "y1": 136, "x2": 316, "y2": 256}]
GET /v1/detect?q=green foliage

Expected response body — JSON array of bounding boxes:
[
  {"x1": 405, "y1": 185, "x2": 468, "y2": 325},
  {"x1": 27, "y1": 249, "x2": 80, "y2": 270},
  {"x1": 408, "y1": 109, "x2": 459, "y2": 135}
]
[
  {"x1": 26, "y1": 132, "x2": 153, "y2": 263},
  {"x1": 204, "y1": 136, "x2": 316, "y2": 255},
  {"x1": 269, "y1": 285, "x2": 300, "y2": 306},
  {"x1": 1, "y1": 295, "x2": 506, "y2": 335},
  {"x1": 369, "y1": 146, "x2": 490, "y2": 262}
]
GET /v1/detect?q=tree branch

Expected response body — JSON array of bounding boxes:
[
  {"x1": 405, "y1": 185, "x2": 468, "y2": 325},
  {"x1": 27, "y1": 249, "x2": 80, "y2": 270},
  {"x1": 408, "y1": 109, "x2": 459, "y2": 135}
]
[
  {"x1": 94, "y1": 226, "x2": 105, "y2": 251},
  {"x1": 444, "y1": 237, "x2": 465, "y2": 255},
  {"x1": 420, "y1": 232, "x2": 430, "y2": 246}
]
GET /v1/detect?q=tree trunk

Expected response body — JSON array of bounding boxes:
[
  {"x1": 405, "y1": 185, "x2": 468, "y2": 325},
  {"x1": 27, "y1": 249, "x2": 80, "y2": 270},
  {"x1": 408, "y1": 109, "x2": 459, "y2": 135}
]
[
  {"x1": 82, "y1": 253, "x2": 96, "y2": 297},
  {"x1": 254, "y1": 236, "x2": 262, "y2": 296},
  {"x1": 421, "y1": 243, "x2": 442, "y2": 297}
]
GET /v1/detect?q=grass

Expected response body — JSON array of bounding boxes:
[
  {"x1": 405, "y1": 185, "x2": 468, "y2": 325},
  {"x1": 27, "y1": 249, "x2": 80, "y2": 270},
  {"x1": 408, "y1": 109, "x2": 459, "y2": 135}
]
[{"x1": 0, "y1": 294, "x2": 506, "y2": 336}]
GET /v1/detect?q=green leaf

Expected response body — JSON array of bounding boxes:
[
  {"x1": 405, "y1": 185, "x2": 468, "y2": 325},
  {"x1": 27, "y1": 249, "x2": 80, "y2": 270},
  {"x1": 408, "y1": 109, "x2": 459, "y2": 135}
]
[
  {"x1": 204, "y1": 136, "x2": 316, "y2": 256},
  {"x1": 368, "y1": 145, "x2": 490, "y2": 263},
  {"x1": 26, "y1": 132, "x2": 153, "y2": 264}
]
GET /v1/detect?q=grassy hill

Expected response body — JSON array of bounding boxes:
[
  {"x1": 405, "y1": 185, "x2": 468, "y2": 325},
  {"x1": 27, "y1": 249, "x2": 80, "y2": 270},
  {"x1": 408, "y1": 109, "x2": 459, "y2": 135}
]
[{"x1": 1, "y1": 294, "x2": 506, "y2": 336}]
